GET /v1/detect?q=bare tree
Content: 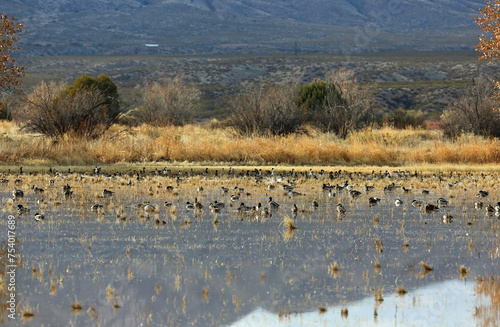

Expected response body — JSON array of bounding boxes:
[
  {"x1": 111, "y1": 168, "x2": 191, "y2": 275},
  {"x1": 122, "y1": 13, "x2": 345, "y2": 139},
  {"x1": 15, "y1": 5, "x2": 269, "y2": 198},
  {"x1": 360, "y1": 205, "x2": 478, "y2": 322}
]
[
  {"x1": 441, "y1": 75, "x2": 500, "y2": 138},
  {"x1": 226, "y1": 83, "x2": 304, "y2": 136},
  {"x1": 133, "y1": 76, "x2": 200, "y2": 126}
]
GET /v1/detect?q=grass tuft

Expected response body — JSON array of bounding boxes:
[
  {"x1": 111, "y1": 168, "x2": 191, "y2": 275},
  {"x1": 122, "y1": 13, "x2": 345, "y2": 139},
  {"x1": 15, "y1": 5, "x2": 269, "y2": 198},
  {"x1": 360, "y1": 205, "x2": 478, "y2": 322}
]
[{"x1": 419, "y1": 261, "x2": 433, "y2": 271}]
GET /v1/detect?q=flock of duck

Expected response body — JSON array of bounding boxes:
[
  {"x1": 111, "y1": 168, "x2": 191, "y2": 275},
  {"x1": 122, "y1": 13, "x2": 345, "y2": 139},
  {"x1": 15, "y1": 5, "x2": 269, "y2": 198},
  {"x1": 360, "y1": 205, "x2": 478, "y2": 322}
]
[{"x1": 3, "y1": 167, "x2": 500, "y2": 225}]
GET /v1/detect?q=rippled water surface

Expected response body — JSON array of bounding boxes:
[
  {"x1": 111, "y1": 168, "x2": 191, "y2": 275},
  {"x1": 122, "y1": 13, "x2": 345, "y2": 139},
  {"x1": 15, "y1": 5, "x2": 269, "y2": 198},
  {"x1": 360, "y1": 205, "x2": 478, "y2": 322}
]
[{"x1": 1, "y1": 168, "x2": 499, "y2": 326}]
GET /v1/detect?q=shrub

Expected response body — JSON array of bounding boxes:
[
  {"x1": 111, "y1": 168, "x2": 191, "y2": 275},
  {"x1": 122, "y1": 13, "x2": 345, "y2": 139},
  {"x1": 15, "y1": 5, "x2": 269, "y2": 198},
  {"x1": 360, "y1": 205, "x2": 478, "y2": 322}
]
[
  {"x1": 133, "y1": 76, "x2": 200, "y2": 126},
  {"x1": 297, "y1": 69, "x2": 374, "y2": 138},
  {"x1": 387, "y1": 108, "x2": 426, "y2": 129},
  {"x1": 296, "y1": 80, "x2": 345, "y2": 112},
  {"x1": 62, "y1": 74, "x2": 120, "y2": 121},
  {"x1": 0, "y1": 101, "x2": 12, "y2": 120},
  {"x1": 17, "y1": 75, "x2": 120, "y2": 138},
  {"x1": 225, "y1": 84, "x2": 304, "y2": 136},
  {"x1": 441, "y1": 75, "x2": 500, "y2": 138}
]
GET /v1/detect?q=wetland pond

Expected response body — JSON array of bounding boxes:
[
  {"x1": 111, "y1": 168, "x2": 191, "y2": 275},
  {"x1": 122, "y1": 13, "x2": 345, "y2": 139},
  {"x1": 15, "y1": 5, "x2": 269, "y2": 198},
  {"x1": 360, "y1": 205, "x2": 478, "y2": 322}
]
[{"x1": 0, "y1": 168, "x2": 499, "y2": 326}]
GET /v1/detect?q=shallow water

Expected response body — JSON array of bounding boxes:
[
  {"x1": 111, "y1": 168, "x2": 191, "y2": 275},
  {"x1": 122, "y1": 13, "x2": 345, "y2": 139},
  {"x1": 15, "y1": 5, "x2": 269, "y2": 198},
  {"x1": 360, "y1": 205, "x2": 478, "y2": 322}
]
[{"x1": 0, "y1": 169, "x2": 498, "y2": 326}]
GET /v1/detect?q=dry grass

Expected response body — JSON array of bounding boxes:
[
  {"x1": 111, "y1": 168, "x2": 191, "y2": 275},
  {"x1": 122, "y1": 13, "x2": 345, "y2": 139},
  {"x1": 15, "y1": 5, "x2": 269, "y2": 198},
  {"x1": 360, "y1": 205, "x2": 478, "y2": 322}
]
[
  {"x1": 459, "y1": 265, "x2": 469, "y2": 279},
  {"x1": 419, "y1": 261, "x2": 434, "y2": 271},
  {"x1": 2, "y1": 122, "x2": 500, "y2": 167},
  {"x1": 475, "y1": 277, "x2": 500, "y2": 327},
  {"x1": 283, "y1": 216, "x2": 297, "y2": 231},
  {"x1": 396, "y1": 286, "x2": 408, "y2": 295}
]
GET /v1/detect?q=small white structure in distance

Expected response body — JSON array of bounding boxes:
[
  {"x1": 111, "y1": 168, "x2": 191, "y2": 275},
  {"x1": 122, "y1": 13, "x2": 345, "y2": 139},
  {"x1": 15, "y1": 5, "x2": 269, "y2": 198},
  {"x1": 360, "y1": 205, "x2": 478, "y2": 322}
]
[{"x1": 145, "y1": 44, "x2": 159, "y2": 47}]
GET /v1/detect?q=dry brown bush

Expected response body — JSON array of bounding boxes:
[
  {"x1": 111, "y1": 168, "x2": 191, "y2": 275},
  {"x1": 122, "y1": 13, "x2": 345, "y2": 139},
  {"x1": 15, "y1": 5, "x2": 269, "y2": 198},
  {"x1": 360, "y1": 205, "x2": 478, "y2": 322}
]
[
  {"x1": 132, "y1": 76, "x2": 200, "y2": 126},
  {"x1": 441, "y1": 76, "x2": 500, "y2": 138},
  {"x1": 225, "y1": 83, "x2": 304, "y2": 136}
]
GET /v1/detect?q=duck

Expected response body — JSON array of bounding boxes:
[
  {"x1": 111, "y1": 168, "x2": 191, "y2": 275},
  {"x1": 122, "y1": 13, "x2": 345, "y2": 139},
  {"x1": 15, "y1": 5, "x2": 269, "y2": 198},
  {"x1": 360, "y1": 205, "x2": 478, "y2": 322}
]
[
  {"x1": 185, "y1": 202, "x2": 195, "y2": 211},
  {"x1": 164, "y1": 201, "x2": 173, "y2": 207},
  {"x1": 395, "y1": 198, "x2": 403, "y2": 206},
  {"x1": 17, "y1": 204, "x2": 30, "y2": 215},
  {"x1": 208, "y1": 203, "x2": 219, "y2": 212},
  {"x1": 425, "y1": 204, "x2": 438, "y2": 214},
  {"x1": 485, "y1": 205, "x2": 495, "y2": 213},
  {"x1": 102, "y1": 189, "x2": 114, "y2": 198},
  {"x1": 269, "y1": 197, "x2": 280, "y2": 210},
  {"x1": 221, "y1": 187, "x2": 229, "y2": 194},
  {"x1": 442, "y1": 213, "x2": 453, "y2": 223},
  {"x1": 336, "y1": 203, "x2": 346, "y2": 214},
  {"x1": 402, "y1": 186, "x2": 412, "y2": 193},
  {"x1": 144, "y1": 204, "x2": 156, "y2": 213},
  {"x1": 91, "y1": 204, "x2": 104, "y2": 212},
  {"x1": 12, "y1": 189, "x2": 24, "y2": 199},
  {"x1": 322, "y1": 184, "x2": 334, "y2": 192},
  {"x1": 364, "y1": 185, "x2": 375, "y2": 192},
  {"x1": 383, "y1": 183, "x2": 395, "y2": 192},
  {"x1": 312, "y1": 200, "x2": 319, "y2": 208},
  {"x1": 476, "y1": 190, "x2": 489, "y2": 198},
  {"x1": 349, "y1": 190, "x2": 362, "y2": 198},
  {"x1": 213, "y1": 201, "x2": 225, "y2": 210},
  {"x1": 62, "y1": 184, "x2": 71, "y2": 192},
  {"x1": 194, "y1": 198, "x2": 203, "y2": 210},
  {"x1": 31, "y1": 185, "x2": 45, "y2": 194},
  {"x1": 64, "y1": 189, "x2": 73, "y2": 198},
  {"x1": 230, "y1": 195, "x2": 240, "y2": 202},
  {"x1": 437, "y1": 198, "x2": 449, "y2": 207},
  {"x1": 368, "y1": 197, "x2": 381, "y2": 206},
  {"x1": 474, "y1": 201, "x2": 483, "y2": 209},
  {"x1": 34, "y1": 213, "x2": 45, "y2": 221},
  {"x1": 292, "y1": 204, "x2": 298, "y2": 214},
  {"x1": 411, "y1": 200, "x2": 423, "y2": 208},
  {"x1": 239, "y1": 202, "x2": 254, "y2": 213}
]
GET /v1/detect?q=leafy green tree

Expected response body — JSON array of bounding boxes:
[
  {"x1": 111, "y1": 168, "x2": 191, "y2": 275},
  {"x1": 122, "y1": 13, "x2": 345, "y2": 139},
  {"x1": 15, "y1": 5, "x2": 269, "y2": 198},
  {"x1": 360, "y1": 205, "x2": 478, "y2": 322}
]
[
  {"x1": 64, "y1": 74, "x2": 120, "y2": 120},
  {"x1": 296, "y1": 69, "x2": 374, "y2": 137},
  {"x1": 296, "y1": 79, "x2": 345, "y2": 112}
]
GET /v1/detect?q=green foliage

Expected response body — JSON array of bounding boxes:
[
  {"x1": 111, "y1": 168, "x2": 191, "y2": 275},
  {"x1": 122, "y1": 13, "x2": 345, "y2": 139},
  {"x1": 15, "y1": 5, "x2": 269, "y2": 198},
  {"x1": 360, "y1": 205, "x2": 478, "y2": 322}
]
[
  {"x1": 64, "y1": 74, "x2": 120, "y2": 119},
  {"x1": 296, "y1": 80, "x2": 344, "y2": 112},
  {"x1": 295, "y1": 70, "x2": 374, "y2": 138},
  {"x1": 0, "y1": 101, "x2": 12, "y2": 121}
]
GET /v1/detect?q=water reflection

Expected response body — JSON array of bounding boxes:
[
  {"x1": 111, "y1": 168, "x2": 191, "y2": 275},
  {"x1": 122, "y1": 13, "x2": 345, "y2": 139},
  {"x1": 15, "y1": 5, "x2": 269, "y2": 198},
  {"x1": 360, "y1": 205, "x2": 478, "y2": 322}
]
[
  {"x1": 232, "y1": 280, "x2": 481, "y2": 327},
  {"x1": 0, "y1": 169, "x2": 498, "y2": 326}
]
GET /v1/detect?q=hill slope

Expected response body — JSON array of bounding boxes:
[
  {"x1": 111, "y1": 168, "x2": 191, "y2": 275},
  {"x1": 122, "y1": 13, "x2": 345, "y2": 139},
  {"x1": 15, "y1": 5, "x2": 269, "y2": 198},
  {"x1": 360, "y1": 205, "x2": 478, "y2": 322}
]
[{"x1": 5, "y1": 0, "x2": 485, "y2": 55}]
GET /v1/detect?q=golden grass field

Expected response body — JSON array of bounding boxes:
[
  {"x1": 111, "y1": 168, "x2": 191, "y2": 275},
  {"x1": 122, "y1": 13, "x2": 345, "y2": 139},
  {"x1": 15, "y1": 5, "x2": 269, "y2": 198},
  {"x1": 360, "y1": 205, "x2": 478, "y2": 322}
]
[{"x1": 1, "y1": 121, "x2": 499, "y2": 169}]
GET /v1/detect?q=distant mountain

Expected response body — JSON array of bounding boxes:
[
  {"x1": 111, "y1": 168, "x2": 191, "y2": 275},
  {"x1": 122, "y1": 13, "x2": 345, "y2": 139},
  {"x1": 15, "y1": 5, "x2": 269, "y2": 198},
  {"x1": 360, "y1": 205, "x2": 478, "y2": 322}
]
[{"x1": 5, "y1": 0, "x2": 486, "y2": 56}]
